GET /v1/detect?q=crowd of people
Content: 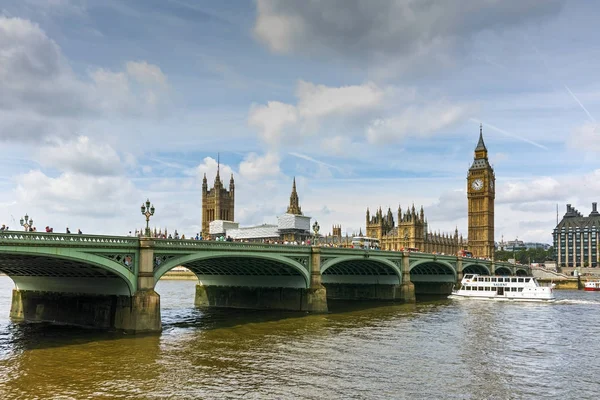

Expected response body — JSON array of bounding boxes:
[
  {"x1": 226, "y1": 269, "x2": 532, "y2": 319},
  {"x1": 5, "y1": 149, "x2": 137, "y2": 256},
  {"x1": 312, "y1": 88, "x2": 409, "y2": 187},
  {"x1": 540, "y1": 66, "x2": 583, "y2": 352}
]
[{"x1": 0, "y1": 224, "x2": 83, "y2": 234}]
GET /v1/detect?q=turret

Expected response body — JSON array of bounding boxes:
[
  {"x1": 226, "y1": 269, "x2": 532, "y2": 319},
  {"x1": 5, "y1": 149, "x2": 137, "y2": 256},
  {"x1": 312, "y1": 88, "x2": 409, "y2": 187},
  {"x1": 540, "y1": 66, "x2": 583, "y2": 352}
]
[{"x1": 202, "y1": 173, "x2": 208, "y2": 193}]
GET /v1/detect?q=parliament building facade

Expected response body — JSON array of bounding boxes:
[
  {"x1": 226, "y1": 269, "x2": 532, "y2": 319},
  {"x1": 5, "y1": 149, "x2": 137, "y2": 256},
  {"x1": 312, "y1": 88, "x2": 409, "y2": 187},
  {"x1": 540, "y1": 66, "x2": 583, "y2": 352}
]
[{"x1": 365, "y1": 126, "x2": 496, "y2": 258}]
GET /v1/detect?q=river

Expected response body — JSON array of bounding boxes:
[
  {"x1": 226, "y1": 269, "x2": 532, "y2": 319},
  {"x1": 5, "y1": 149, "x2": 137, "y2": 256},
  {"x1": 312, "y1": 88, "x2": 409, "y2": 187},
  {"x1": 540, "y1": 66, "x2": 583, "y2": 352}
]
[{"x1": 0, "y1": 276, "x2": 598, "y2": 399}]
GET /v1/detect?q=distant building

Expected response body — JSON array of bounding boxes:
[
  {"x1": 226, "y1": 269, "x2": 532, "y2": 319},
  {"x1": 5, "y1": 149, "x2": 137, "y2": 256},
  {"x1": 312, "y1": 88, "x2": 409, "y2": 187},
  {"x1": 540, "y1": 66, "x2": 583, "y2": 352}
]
[
  {"x1": 552, "y1": 203, "x2": 600, "y2": 267},
  {"x1": 201, "y1": 161, "x2": 235, "y2": 237},
  {"x1": 496, "y1": 238, "x2": 551, "y2": 252},
  {"x1": 365, "y1": 204, "x2": 466, "y2": 254},
  {"x1": 209, "y1": 178, "x2": 312, "y2": 243}
]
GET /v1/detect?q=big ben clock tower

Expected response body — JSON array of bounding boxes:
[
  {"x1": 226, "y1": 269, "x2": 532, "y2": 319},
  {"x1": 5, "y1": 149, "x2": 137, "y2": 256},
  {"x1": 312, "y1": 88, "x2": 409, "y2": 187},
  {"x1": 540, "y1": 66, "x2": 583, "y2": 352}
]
[{"x1": 467, "y1": 124, "x2": 495, "y2": 258}]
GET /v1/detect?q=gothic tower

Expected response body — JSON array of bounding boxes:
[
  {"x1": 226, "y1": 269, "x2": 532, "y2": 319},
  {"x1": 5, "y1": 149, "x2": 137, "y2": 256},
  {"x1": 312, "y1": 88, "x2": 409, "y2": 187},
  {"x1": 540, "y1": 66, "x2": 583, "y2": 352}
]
[
  {"x1": 201, "y1": 159, "x2": 235, "y2": 236},
  {"x1": 467, "y1": 124, "x2": 495, "y2": 258},
  {"x1": 286, "y1": 177, "x2": 303, "y2": 215}
]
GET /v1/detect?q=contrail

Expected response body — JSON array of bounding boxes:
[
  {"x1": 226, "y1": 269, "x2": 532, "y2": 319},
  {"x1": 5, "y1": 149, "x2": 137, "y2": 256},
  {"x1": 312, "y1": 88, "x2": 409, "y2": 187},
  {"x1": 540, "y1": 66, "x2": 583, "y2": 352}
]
[
  {"x1": 288, "y1": 152, "x2": 344, "y2": 172},
  {"x1": 470, "y1": 118, "x2": 548, "y2": 150},
  {"x1": 564, "y1": 85, "x2": 596, "y2": 123},
  {"x1": 528, "y1": 39, "x2": 597, "y2": 123}
]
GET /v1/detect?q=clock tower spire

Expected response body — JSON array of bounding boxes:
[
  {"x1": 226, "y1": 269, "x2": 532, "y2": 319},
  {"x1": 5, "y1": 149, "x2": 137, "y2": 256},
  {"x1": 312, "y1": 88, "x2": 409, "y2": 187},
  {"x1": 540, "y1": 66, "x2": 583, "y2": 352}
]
[{"x1": 467, "y1": 124, "x2": 495, "y2": 259}]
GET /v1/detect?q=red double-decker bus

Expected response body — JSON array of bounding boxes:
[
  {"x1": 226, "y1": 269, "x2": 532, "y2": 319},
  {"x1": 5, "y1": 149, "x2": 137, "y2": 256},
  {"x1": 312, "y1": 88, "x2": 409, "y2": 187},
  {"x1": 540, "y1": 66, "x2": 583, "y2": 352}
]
[{"x1": 457, "y1": 249, "x2": 473, "y2": 258}]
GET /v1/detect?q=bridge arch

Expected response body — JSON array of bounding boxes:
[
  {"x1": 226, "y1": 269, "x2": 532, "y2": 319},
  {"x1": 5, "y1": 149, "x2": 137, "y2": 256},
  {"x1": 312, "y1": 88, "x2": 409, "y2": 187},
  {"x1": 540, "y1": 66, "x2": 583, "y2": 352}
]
[
  {"x1": 515, "y1": 268, "x2": 529, "y2": 276},
  {"x1": 0, "y1": 248, "x2": 136, "y2": 295},
  {"x1": 320, "y1": 256, "x2": 402, "y2": 284},
  {"x1": 409, "y1": 259, "x2": 456, "y2": 279},
  {"x1": 154, "y1": 252, "x2": 311, "y2": 288},
  {"x1": 495, "y1": 266, "x2": 512, "y2": 276},
  {"x1": 462, "y1": 262, "x2": 491, "y2": 275}
]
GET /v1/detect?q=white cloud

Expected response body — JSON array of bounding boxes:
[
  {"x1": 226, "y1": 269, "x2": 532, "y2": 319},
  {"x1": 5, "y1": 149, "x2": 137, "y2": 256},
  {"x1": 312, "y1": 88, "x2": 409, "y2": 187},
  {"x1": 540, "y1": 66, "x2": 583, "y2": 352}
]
[
  {"x1": 194, "y1": 157, "x2": 235, "y2": 183},
  {"x1": 248, "y1": 101, "x2": 299, "y2": 143},
  {"x1": 366, "y1": 101, "x2": 475, "y2": 144},
  {"x1": 15, "y1": 170, "x2": 138, "y2": 217},
  {"x1": 125, "y1": 61, "x2": 168, "y2": 88},
  {"x1": 248, "y1": 80, "x2": 384, "y2": 145},
  {"x1": 0, "y1": 16, "x2": 170, "y2": 143},
  {"x1": 239, "y1": 152, "x2": 282, "y2": 181},
  {"x1": 296, "y1": 81, "x2": 383, "y2": 119},
  {"x1": 39, "y1": 136, "x2": 123, "y2": 176}
]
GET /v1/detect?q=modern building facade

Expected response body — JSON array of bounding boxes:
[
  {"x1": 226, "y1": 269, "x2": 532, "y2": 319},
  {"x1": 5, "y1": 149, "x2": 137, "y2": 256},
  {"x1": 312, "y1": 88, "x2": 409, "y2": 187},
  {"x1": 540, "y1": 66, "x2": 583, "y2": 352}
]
[
  {"x1": 365, "y1": 205, "x2": 466, "y2": 254},
  {"x1": 201, "y1": 165, "x2": 235, "y2": 236},
  {"x1": 467, "y1": 125, "x2": 495, "y2": 258},
  {"x1": 553, "y1": 203, "x2": 600, "y2": 267}
]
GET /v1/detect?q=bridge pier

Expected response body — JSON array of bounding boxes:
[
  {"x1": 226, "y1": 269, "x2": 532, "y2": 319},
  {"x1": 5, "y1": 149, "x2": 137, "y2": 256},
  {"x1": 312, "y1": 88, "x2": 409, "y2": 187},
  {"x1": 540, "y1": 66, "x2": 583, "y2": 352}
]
[
  {"x1": 399, "y1": 253, "x2": 416, "y2": 302},
  {"x1": 193, "y1": 247, "x2": 328, "y2": 313},
  {"x1": 9, "y1": 289, "x2": 160, "y2": 333},
  {"x1": 456, "y1": 258, "x2": 463, "y2": 287}
]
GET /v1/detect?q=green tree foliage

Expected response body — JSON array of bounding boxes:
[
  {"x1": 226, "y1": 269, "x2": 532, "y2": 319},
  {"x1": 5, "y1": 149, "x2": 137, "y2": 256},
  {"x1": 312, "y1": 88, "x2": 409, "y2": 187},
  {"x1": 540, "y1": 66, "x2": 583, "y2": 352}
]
[{"x1": 494, "y1": 246, "x2": 554, "y2": 264}]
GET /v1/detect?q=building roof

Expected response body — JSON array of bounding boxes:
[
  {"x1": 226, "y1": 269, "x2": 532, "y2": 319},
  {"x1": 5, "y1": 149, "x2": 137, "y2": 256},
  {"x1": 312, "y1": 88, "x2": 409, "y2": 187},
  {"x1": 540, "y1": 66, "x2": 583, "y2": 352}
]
[
  {"x1": 475, "y1": 124, "x2": 487, "y2": 152},
  {"x1": 555, "y1": 203, "x2": 600, "y2": 230}
]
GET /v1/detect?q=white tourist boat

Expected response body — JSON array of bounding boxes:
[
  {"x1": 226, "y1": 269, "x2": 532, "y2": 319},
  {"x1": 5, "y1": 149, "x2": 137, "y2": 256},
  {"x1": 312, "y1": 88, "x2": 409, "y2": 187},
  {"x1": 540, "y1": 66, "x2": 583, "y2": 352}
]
[
  {"x1": 449, "y1": 274, "x2": 556, "y2": 302},
  {"x1": 584, "y1": 280, "x2": 600, "y2": 291}
]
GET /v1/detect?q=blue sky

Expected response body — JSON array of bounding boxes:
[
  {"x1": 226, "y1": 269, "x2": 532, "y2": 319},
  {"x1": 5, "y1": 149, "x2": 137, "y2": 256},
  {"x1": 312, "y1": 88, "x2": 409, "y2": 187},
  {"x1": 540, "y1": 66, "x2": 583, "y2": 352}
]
[{"x1": 1, "y1": 0, "x2": 599, "y2": 243}]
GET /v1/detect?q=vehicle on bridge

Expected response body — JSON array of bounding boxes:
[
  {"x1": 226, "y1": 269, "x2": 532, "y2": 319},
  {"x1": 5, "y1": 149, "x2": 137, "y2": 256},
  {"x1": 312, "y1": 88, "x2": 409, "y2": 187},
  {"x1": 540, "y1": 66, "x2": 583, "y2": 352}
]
[
  {"x1": 457, "y1": 249, "x2": 473, "y2": 258},
  {"x1": 401, "y1": 247, "x2": 419, "y2": 252},
  {"x1": 450, "y1": 274, "x2": 555, "y2": 302},
  {"x1": 351, "y1": 236, "x2": 380, "y2": 250}
]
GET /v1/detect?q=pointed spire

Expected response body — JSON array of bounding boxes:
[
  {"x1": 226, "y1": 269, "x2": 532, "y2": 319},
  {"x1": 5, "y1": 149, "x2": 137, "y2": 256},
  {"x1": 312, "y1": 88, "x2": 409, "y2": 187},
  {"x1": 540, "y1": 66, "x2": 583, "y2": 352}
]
[
  {"x1": 475, "y1": 124, "x2": 487, "y2": 152},
  {"x1": 286, "y1": 177, "x2": 302, "y2": 215}
]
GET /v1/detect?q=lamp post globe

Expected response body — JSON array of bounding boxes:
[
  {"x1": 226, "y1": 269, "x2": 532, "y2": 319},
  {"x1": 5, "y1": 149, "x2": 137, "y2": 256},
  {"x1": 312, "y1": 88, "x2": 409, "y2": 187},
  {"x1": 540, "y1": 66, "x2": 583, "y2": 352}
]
[
  {"x1": 141, "y1": 199, "x2": 156, "y2": 237},
  {"x1": 20, "y1": 214, "x2": 33, "y2": 232},
  {"x1": 312, "y1": 220, "x2": 320, "y2": 245}
]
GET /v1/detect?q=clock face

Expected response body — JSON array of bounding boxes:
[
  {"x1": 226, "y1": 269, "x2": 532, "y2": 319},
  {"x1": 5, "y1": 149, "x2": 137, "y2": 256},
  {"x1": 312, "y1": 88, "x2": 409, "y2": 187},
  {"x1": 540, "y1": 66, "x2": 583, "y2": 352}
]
[{"x1": 471, "y1": 178, "x2": 483, "y2": 191}]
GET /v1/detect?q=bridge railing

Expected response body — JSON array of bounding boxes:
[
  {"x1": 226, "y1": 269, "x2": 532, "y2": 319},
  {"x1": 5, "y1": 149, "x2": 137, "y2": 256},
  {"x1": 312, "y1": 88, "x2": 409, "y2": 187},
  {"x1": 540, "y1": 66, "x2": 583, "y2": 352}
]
[
  {"x1": 0, "y1": 231, "x2": 138, "y2": 248},
  {"x1": 152, "y1": 239, "x2": 314, "y2": 252}
]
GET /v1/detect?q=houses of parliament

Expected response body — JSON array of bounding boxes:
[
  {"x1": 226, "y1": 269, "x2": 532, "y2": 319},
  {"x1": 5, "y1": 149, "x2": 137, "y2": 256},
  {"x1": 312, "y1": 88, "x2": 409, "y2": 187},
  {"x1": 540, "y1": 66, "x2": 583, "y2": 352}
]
[{"x1": 201, "y1": 126, "x2": 496, "y2": 258}]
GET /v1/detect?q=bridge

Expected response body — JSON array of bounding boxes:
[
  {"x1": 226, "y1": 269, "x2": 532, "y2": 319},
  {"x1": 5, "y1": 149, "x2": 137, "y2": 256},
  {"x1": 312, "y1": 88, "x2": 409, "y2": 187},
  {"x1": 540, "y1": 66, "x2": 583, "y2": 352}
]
[{"x1": 0, "y1": 231, "x2": 528, "y2": 333}]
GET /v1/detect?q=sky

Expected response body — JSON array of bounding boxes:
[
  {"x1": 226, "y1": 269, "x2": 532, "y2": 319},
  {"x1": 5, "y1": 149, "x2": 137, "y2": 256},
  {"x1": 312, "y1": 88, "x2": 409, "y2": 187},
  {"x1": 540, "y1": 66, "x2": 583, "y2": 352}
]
[{"x1": 1, "y1": 0, "x2": 599, "y2": 244}]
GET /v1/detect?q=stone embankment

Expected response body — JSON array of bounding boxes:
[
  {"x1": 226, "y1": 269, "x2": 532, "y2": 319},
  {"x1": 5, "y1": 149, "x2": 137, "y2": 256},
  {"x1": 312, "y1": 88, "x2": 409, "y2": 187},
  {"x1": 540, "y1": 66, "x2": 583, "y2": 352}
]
[
  {"x1": 160, "y1": 268, "x2": 198, "y2": 281},
  {"x1": 531, "y1": 266, "x2": 600, "y2": 290}
]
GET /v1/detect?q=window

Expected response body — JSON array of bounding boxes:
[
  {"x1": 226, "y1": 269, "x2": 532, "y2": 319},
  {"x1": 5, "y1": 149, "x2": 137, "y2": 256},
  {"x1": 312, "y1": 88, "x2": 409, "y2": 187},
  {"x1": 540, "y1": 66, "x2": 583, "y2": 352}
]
[
  {"x1": 518, "y1": 278, "x2": 524, "y2": 283},
  {"x1": 518, "y1": 288, "x2": 524, "y2": 292}
]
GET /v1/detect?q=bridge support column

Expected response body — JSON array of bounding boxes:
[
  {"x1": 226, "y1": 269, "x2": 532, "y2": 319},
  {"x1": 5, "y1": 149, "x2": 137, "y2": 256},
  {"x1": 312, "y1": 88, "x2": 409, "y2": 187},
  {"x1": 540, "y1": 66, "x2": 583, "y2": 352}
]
[
  {"x1": 399, "y1": 253, "x2": 415, "y2": 302},
  {"x1": 122, "y1": 238, "x2": 161, "y2": 333},
  {"x1": 490, "y1": 260, "x2": 495, "y2": 276},
  {"x1": 9, "y1": 288, "x2": 160, "y2": 333},
  {"x1": 303, "y1": 247, "x2": 328, "y2": 312},
  {"x1": 456, "y1": 258, "x2": 463, "y2": 287}
]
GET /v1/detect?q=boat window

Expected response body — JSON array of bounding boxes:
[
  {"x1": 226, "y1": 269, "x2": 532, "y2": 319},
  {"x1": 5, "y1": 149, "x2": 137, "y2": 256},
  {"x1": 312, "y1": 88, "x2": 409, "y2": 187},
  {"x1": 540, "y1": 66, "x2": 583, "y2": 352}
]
[
  {"x1": 518, "y1": 288, "x2": 523, "y2": 292},
  {"x1": 491, "y1": 277, "x2": 497, "y2": 282},
  {"x1": 485, "y1": 278, "x2": 490, "y2": 282},
  {"x1": 518, "y1": 278, "x2": 524, "y2": 283},
  {"x1": 511, "y1": 278, "x2": 517, "y2": 282},
  {"x1": 525, "y1": 278, "x2": 530, "y2": 283},
  {"x1": 478, "y1": 287, "x2": 483, "y2": 291}
]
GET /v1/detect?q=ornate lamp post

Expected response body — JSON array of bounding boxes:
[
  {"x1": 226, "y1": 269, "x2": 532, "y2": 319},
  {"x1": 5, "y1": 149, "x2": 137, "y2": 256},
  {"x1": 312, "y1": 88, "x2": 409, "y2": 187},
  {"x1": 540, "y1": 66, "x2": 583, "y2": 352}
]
[
  {"x1": 312, "y1": 220, "x2": 320, "y2": 245},
  {"x1": 141, "y1": 199, "x2": 155, "y2": 237},
  {"x1": 20, "y1": 214, "x2": 33, "y2": 232}
]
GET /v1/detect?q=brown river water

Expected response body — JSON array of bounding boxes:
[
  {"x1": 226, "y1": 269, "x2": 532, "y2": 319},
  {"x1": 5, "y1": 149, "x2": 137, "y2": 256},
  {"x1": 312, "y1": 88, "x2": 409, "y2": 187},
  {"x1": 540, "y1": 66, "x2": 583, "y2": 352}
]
[{"x1": 0, "y1": 276, "x2": 599, "y2": 399}]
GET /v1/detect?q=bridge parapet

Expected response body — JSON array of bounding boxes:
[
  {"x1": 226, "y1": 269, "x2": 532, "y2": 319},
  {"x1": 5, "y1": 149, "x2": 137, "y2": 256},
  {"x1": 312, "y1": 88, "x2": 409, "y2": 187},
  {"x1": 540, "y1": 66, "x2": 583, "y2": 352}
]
[{"x1": 0, "y1": 231, "x2": 137, "y2": 248}]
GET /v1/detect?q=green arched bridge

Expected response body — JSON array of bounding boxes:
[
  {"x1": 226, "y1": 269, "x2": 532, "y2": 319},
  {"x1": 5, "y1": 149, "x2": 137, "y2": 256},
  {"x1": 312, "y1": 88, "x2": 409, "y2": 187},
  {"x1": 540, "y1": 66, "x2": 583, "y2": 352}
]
[{"x1": 0, "y1": 232, "x2": 528, "y2": 333}]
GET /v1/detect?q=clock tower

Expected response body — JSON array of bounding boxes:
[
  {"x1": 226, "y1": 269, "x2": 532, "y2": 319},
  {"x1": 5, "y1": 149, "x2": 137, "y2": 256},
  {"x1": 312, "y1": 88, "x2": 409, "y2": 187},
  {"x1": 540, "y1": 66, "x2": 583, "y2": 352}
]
[{"x1": 467, "y1": 124, "x2": 495, "y2": 258}]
